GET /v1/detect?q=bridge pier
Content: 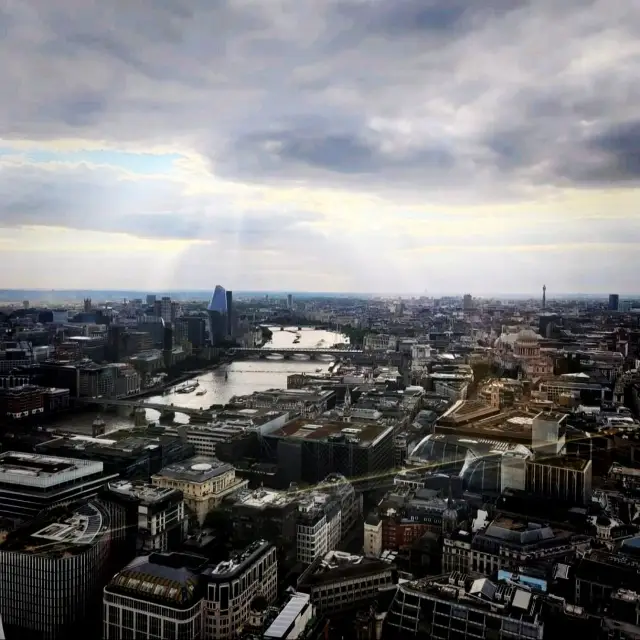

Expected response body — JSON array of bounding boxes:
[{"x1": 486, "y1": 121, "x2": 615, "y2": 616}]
[{"x1": 133, "y1": 407, "x2": 148, "y2": 427}]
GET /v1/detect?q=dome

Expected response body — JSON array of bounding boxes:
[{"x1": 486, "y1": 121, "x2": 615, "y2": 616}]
[
  {"x1": 207, "y1": 285, "x2": 227, "y2": 313},
  {"x1": 516, "y1": 329, "x2": 540, "y2": 344}
]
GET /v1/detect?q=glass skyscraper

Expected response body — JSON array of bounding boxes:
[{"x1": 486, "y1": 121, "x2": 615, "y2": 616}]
[{"x1": 207, "y1": 285, "x2": 228, "y2": 345}]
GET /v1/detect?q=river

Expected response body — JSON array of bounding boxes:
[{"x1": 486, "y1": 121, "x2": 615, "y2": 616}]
[{"x1": 54, "y1": 327, "x2": 348, "y2": 434}]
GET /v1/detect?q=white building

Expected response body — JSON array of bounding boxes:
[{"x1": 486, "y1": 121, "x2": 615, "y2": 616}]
[
  {"x1": 152, "y1": 457, "x2": 248, "y2": 526},
  {"x1": 296, "y1": 495, "x2": 342, "y2": 565},
  {"x1": 363, "y1": 334, "x2": 398, "y2": 352},
  {"x1": 363, "y1": 513, "x2": 382, "y2": 558},
  {"x1": 264, "y1": 592, "x2": 315, "y2": 639}
]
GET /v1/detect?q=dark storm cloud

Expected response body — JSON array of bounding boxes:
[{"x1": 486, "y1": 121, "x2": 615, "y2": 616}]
[{"x1": 0, "y1": 0, "x2": 637, "y2": 204}]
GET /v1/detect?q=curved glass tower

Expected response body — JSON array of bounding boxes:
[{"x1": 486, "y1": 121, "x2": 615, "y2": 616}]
[{"x1": 207, "y1": 285, "x2": 228, "y2": 345}]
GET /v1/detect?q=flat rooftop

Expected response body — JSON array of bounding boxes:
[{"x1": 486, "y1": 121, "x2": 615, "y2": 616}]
[
  {"x1": 272, "y1": 418, "x2": 392, "y2": 446},
  {"x1": 436, "y1": 408, "x2": 538, "y2": 442},
  {"x1": 107, "y1": 480, "x2": 181, "y2": 504},
  {"x1": 0, "y1": 452, "x2": 104, "y2": 487},
  {"x1": 299, "y1": 550, "x2": 391, "y2": 587},
  {"x1": 202, "y1": 540, "x2": 271, "y2": 581},
  {"x1": 234, "y1": 488, "x2": 295, "y2": 509},
  {"x1": 0, "y1": 501, "x2": 108, "y2": 555},
  {"x1": 529, "y1": 455, "x2": 590, "y2": 471},
  {"x1": 154, "y1": 456, "x2": 233, "y2": 483},
  {"x1": 401, "y1": 573, "x2": 543, "y2": 623}
]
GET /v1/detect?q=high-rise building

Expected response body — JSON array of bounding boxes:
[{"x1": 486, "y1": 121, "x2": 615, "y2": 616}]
[
  {"x1": 609, "y1": 293, "x2": 620, "y2": 311},
  {"x1": 207, "y1": 285, "x2": 228, "y2": 345},
  {"x1": 0, "y1": 501, "x2": 115, "y2": 639},
  {"x1": 287, "y1": 294, "x2": 293, "y2": 310},
  {"x1": 146, "y1": 294, "x2": 156, "y2": 306},
  {"x1": 462, "y1": 294, "x2": 472, "y2": 310},
  {"x1": 542, "y1": 284, "x2": 546, "y2": 309},
  {"x1": 225, "y1": 290, "x2": 233, "y2": 337},
  {"x1": 154, "y1": 297, "x2": 173, "y2": 323}
]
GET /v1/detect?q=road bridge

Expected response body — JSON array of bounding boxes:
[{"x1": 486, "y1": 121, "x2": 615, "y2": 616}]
[
  {"x1": 77, "y1": 397, "x2": 212, "y2": 417},
  {"x1": 230, "y1": 347, "x2": 363, "y2": 359}
]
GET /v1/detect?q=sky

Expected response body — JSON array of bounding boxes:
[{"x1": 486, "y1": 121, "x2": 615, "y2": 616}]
[{"x1": 1, "y1": 0, "x2": 639, "y2": 294}]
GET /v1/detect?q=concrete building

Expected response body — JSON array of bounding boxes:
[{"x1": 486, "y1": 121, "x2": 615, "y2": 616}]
[
  {"x1": 0, "y1": 452, "x2": 116, "y2": 521},
  {"x1": 201, "y1": 540, "x2": 277, "y2": 639},
  {"x1": 297, "y1": 550, "x2": 395, "y2": 616},
  {"x1": 387, "y1": 572, "x2": 545, "y2": 639},
  {"x1": 264, "y1": 417, "x2": 394, "y2": 487},
  {"x1": 105, "y1": 480, "x2": 188, "y2": 553},
  {"x1": 104, "y1": 552, "x2": 206, "y2": 639},
  {"x1": 525, "y1": 456, "x2": 593, "y2": 505},
  {"x1": 1, "y1": 501, "x2": 114, "y2": 639},
  {"x1": 229, "y1": 389, "x2": 335, "y2": 418},
  {"x1": 296, "y1": 494, "x2": 341, "y2": 565},
  {"x1": 442, "y1": 515, "x2": 590, "y2": 576},
  {"x1": 363, "y1": 334, "x2": 398, "y2": 352},
  {"x1": 152, "y1": 457, "x2": 248, "y2": 525}
]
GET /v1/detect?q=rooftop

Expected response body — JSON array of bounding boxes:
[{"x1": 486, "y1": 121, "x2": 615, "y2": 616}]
[
  {"x1": 107, "y1": 480, "x2": 182, "y2": 504},
  {"x1": 234, "y1": 488, "x2": 295, "y2": 509},
  {"x1": 153, "y1": 456, "x2": 233, "y2": 483},
  {"x1": 0, "y1": 451, "x2": 104, "y2": 487},
  {"x1": 272, "y1": 417, "x2": 392, "y2": 446},
  {"x1": 202, "y1": 539, "x2": 272, "y2": 581},
  {"x1": 401, "y1": 573, "x2": 543, "y2": 623},
  {"x1": 529, "y1": 455, "x2": 590, "y2": 471},
  {"x1": 107, "y1": 552, "x2": 207, "y2": 608},
  {"x1": 0, "y1": 501, "x2": 109, "y2": 555},
  {"x1": 299, "y1": 550, "x2": 392, "y2": 587}
]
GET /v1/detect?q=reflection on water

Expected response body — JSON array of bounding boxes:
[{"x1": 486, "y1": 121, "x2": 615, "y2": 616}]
[{"x1": 53, "y1": 327, "x2": 348, "y2": 434}]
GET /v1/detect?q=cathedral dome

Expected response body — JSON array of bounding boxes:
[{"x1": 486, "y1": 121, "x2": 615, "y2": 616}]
[{"x1": 515, "y1": 329, "x2": 540, "y2": 344}]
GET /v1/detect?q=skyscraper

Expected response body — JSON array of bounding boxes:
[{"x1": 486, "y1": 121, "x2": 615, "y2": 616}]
[
  {"x1": 542, "y1": 285, "x2": 546, "y2": 310},
  {"x1": 226, "y1": 290, "x2": 233, "y2": 337},
  {"x1": 609, "y1": 294, "x2": 619, "y2": 311},
  {"x1": 207, "y1": 285, "x2": 228, "y2": 345},
  {"x1": 287, "y1": 293, "x2": 293, "y2": 310}
]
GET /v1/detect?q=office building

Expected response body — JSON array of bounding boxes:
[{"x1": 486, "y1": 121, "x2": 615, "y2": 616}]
[
  {"x1": 296, "y1": 494, "x2": 341, "y2": 565},
  {"x1": 207, "y1": 285, "x2": 228, "y2": 345},
  {"x1": 105, "y1": 480, "x2": 188, "y2": 553},
  {"x1": 442, "y1": 515, "x2": 590, "y2": 576},
  {"x1": 525, "y1": 456, "x2": 593, "y2": 505},
  {"x1": 0, "y1": 501, "x2": 114, "y2": 639},
  {"x1": 609, "y1": 294, "x2": 620, "y2": 311},
  {"x1": 263, "y1": 417, "x2": 394, "y2": 486},
  {"x1": 103, "y1": 552, "x2": 207, "y2": 640},
  {"x1": 297, "y1": 550, "x2": 395, "y2": 616},
  {"x1": 0, "y1": 452, "x2": 116, "y2": 520},
  {"x1": 225, "y1": 290, "x2": 233, "y2": 337},
  {"x1": 146, "y1": 294, "x2": 156, "y2": 306},
  {"x1": 175, "y1": 317, "x2": 207, "y2": 349},
  {"x1": 152, "y1": 457, "x2": 248, "y2": 525},
  {"x1": 386, "y1": 573, "x2": 545, "y2": 639},
  {"x1": 531, "y1": 411, "x2": 566, "y2": 456},
  {"x1": 153, "y1": 296, "x2": 173, "y2": 323},
  {"x1": 287, "y1": 294, "x2": 293, "y2": 310},
  {"x1": 202, "y1": 540, "x2": 277, "y2": 639}
]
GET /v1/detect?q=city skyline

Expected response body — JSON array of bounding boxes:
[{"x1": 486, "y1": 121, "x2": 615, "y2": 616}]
[{"x1": 1, "y1": 0, "x2": 638, "y2": 292}]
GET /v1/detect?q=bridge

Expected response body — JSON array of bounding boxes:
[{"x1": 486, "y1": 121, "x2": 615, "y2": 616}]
[
  {"x1": 230, "y1": 347, "x2": 363, "y2": 359},
  {"x1": 77, "y1": 397, "x2": 212, "y2": 418}
]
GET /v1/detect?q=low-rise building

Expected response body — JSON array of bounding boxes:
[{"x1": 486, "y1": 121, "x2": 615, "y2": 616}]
[
  {"x1": 297, "y1": 550, "x2": 395, "y2": 616},
  {"x1": 152, "y1": 457, "x2": 248, "y2": 525},
  {"x1": 386, "y1": 572, "x2": 545, "y2": 639}
]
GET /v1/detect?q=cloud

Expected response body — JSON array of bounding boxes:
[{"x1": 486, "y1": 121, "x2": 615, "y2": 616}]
[{"x1": 0, "y1": 0, "x2": 639, "y2": 291}]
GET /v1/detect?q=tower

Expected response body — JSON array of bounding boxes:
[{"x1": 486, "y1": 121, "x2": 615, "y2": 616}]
[{"x1": 542, "y1": 284, "x2": 546, "y2": 310}]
